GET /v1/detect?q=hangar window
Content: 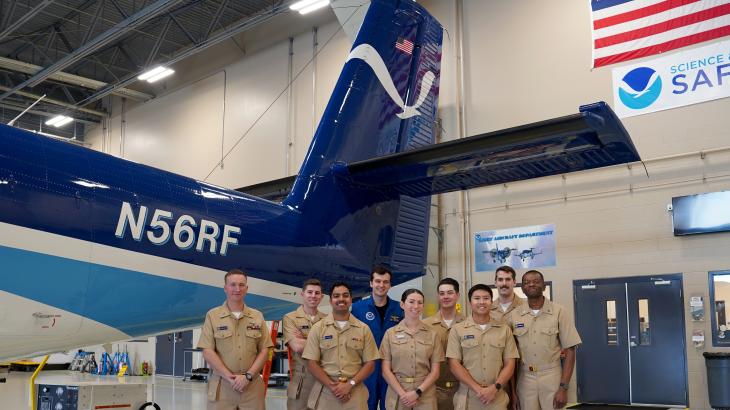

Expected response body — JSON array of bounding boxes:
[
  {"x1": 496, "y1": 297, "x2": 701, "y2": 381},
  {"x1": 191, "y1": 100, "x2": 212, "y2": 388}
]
[{"x1": 710, "y1": 270, "x2": 730, "y2": 346}]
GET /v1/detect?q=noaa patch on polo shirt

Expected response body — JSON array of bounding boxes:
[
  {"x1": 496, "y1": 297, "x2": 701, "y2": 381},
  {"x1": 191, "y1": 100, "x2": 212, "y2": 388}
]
[{"x1": 365, "y1": 312, "x2": 375, "y2": 321}]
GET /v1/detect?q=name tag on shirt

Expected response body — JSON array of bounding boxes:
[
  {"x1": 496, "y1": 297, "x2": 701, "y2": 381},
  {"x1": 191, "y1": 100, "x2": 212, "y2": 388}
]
[
  {"x1": 396, "y1": 334, "x2": 406, "y2": 339},
  {"x1": 217, "y1": 326, "x2": 228, "y2": 331},
  {"x1": 463, "y1": 335, "x2": 475, "y2": 340},
  {"x1": 247, "y1": 324, "x2": 261, "y2": 330},
  {"x1": 324, "y1": 335, "x2": 333, "y2": 340},
  {"x1": 300, "y1": 325, "x2": 310, "y2": 330},
  {"x1": 515, "y1": 323, "x2": 525, "y2": 328},
  {"x1": 351, "y1": 337, "x2": 363, "y2": 342}
]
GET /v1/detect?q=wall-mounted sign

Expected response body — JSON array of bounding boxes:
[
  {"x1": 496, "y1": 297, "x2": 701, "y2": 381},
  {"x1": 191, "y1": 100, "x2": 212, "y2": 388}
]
[
  {"x1": 474, "y1": 224, "x2": 556, "y2": 272},
  {"x1": 612, "y1": 39, "x2": 730, "y2": 118}
]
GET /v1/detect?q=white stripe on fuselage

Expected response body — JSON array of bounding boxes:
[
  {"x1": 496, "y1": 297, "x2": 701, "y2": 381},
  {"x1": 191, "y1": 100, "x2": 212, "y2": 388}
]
[
  {"x1": 0, "y1": 290, "x2": 131, "y2": 361},
  {"x1": 0, "y1": 221, "x2": 303, "y2": 305}
]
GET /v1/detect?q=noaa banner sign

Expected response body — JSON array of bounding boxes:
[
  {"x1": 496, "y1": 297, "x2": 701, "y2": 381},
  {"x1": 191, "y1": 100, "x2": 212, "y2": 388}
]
[
  {"x1": 474, "y1": 224, "x2": 556, "y2": 272},
  {"x1": 613, "y1": 39, "x2": 730, "y2": 118}
]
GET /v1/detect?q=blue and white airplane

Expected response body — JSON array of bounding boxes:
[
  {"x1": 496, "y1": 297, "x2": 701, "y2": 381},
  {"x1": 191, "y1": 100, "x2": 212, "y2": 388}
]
[{"x1": 0, "y1": 0, "x2": 640, "y2": 361}]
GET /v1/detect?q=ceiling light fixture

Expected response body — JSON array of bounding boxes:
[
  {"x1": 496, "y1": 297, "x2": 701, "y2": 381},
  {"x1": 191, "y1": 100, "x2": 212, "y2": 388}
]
[
  {"x1": 146, "y1": 68, "x2": 175, "y2": 83},
  {"x1": 291, "y1": 0, "x2": 329, "y2": 14},
  {"x1": 45, "y1": 115, "x2": 73, "y2": 127},
  {"x1": 137, "y1": 66, "x2": 167, "y2": 81}
]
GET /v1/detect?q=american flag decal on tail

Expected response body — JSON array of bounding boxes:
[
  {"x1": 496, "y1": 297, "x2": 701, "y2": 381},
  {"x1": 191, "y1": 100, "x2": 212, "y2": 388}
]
[{"x1": 395, "y1": 37, "x2": 414, "y2": 55}]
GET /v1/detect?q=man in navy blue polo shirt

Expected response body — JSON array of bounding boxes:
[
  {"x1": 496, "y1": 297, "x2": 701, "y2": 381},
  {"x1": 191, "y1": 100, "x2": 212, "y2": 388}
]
[{"x1": 351, "y1": 265, "x2": 404, "y2": 410}]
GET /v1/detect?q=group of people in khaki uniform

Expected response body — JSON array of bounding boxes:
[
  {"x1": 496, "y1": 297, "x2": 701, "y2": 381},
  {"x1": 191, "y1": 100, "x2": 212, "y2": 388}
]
[{"x1": 198, "y1": 265, "x2": 581, "y2": 410}]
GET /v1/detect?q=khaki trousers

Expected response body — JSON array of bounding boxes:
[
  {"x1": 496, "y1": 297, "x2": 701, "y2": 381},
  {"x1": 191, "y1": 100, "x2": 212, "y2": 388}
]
[
  {"x1": 453, "y1": 385, "x2": 509, "y2": 410},
  {"x1": 207, "y1": 375, "x2": 265, "y2": 410},
  {"x1": 307, "y1": 381, "x2": 368, "y2": 410},
  {"x1": 384, "y1": 377, "x2": 437, "y2": 410},
  {"x1": 287, "y1": 368, "x2": 316, "y2": 410},
  {"x1": 516, "y1": 365, "x2": 562, "y2": 410}
]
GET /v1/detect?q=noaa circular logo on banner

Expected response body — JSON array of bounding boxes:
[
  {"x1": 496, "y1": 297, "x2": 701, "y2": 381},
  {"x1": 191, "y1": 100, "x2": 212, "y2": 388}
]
[
  {"x1": 365, "y1": 312, "x2": 375, "y2": 321},
  {"x1": 618, "y1": 67, "x2": 662, "y2": 110}
]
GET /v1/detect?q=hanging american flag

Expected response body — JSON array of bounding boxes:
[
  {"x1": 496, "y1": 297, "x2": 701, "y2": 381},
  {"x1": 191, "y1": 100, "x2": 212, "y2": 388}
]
[
  {"x1": 591, "y1": 0, "x2": 730, "y2": 68},
  {"x1": 395, "y1": 37, "x2": 414, "y2": 55}
]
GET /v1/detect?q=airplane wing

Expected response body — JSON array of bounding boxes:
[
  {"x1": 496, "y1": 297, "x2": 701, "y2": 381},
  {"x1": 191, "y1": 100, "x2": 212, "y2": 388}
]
[
  {"x1": 239, "y1": 102, "x2": 640, "y2": 199},
  {"x1": 342, "y1": 101, "x2": 640, "y2": 197}
]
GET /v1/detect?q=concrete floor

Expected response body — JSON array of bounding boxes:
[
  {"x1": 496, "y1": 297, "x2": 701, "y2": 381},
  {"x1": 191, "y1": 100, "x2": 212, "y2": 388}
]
[{"x1": 0, "y1": 370, "x2": 287, "y2": 409}]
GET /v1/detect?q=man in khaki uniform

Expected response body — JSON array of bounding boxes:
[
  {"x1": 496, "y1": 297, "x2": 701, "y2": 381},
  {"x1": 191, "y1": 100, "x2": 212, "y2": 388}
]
[
  {"x1": 198, "y1": 269, "x2": 274, "y2": 410},
  {"x1": 491, "y1": 265, "x2": 526, "y2": 325},
  {"x1": 303, "y1": 282, "x2": 379, "y2": 410},
  {"x1": 511, "y1": 270, "x2": 581, "y2": 410},
  {"x1": 282, "y1": 279, "x2": 327, "y2": 410},
  {"x1": 424, "y1": 277, "x2": 464, "y2": 409},
  {"x1": 447, "y1": 284, "x2": 519, "y2": 410}
]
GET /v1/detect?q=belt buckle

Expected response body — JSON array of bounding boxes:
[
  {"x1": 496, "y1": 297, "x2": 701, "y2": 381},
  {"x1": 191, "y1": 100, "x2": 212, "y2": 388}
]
[
  {"x1": 445, "y1": 381, "x2": 457, "y2": 388},
  {"x1": 403, "y1": 377, "x2": 415, "y2": 383},
  {"x1": 338, "y1": 377, "x2": 348, "y2": 382}
]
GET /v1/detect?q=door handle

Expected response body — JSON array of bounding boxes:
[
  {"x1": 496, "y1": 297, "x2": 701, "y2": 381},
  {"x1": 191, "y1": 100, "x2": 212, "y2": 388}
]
[{"x1": 630, "y1": 341, "x2": 638, "y2": 347}]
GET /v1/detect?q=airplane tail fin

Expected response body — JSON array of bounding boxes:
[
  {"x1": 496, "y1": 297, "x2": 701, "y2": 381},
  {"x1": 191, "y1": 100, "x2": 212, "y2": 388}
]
[{"x1": 284, "y1": 0, "x2": 443, "y2": 284}]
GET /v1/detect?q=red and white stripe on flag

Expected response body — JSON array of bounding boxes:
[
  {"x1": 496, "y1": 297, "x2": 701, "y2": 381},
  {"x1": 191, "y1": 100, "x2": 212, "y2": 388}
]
[
  {"x1": 591, "y1": 0, "x2": 730, "y2": 68},
  {"x1": 395, "y1": 37, "x2": 414, "y2": 55}
]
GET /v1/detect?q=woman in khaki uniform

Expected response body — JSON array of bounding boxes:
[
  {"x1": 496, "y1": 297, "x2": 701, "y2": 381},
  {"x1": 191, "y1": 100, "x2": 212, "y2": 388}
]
[
  {"x1": 447, "y1": 284, "x2": 519, "y2": 410},
  {"x1": 381, "y1": 289, "x2": 444, "y2": 410}
]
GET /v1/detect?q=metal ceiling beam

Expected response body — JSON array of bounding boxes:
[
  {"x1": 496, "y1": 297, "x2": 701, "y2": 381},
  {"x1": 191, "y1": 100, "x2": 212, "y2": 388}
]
[
  {"x1": 0, "y1": 0, "x2": 56, "y2": 43},
  {"x1": 0, "y1": 0, "x2": 185, "y2": 102},
  {"x1": 0, "y1": 85, "x2": 105, "y2": 117},
  {"x1": 0, "y1": 56, "x2": 152, "y2": 101},
  {"x1": 0, "y1": 101, "x2": 99, "y2": 125},
  {"x1": 76, "y1": 2, "x2": 293, "y2": 106}
]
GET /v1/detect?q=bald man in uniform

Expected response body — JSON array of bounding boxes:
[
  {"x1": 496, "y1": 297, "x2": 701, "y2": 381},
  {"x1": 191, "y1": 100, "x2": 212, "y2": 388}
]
[
  {"x1": 511, "y1": 270, "x2": 581, "y2": 410},
  {"x1": 198, "y1": 269, "x2": 274, "y2": 410},
  {"x1": 303, "y1": 282, "x2": 379, "y2": 410}
]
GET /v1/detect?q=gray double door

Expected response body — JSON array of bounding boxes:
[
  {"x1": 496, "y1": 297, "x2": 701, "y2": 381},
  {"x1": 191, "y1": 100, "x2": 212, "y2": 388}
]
[{"x1": 573, "y1": 275, "x2": 687, "y2": 407}]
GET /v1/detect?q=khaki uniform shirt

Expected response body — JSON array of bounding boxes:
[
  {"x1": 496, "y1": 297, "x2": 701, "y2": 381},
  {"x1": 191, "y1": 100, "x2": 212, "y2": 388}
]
[
  {"x1": 197, "y1": 303, "x2": 274, "y2": 374},
  {"x1": 283, "y1": 306, "x2": 327, "y2": 372},
  {"x1": 446, "y1": 317, "x2": 520, "y2": 386},
  {"x1": 425, "y1": 310, "x2": 464, "y2": 386},
  {"x1": 380, "y1": 321, "x2": 444, "y2": 380},
  {"x1": 302, "y1": 313, "x2": 380, "y2": 379},
  {"x1": 490, "y1": 295, "x2": 526, "y2": 325},
  {"x1": 510, "y1": 298, "x2": 582, "y2": 367}
]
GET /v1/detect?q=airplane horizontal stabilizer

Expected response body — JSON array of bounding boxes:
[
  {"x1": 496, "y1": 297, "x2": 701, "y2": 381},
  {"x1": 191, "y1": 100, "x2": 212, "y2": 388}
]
[{"x1": 340, "y1": 102, "x2": 641, "y2": 197}]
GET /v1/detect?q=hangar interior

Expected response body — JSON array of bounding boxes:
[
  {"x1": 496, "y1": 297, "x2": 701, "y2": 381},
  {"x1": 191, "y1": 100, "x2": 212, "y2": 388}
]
[{"x1": 1, "y1": 0, "x2": 730, "y2": 409}]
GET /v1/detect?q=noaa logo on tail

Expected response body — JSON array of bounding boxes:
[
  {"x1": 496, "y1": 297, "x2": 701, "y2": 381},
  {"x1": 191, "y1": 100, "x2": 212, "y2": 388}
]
[
  {"x1": 347, "y1": 44, "x2": 435, "y2": 119},
  {"x1": 618, "y1": 67, "x2": 662, "y2": 109}
]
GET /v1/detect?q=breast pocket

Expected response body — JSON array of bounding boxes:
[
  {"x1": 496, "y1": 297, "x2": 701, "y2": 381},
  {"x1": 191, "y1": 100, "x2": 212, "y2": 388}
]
[
  {"x1": 320, "y1": 337, "x2": 338, "y2": 351},
  {"x1": 214, "y1": 329, "x2": 234, "y2": 353},
  {"x1": 540, "y1": 327, "x2": 560, "y2": 350},
  {"x1": 416, "y1": 338, "x2": 434, "y2": 358},
  {"x1": 245, "y1": 329, "x2": 263, "y2": 353},
  {"x1": 460, "y1": 337, "x2": 479, "y2": 350},
  {"x1": 347, "y1": 337, "x2": 364, "y2": 351},
  {"x1": 512, "y1": 326, "x2": 528, "y2": 339}
]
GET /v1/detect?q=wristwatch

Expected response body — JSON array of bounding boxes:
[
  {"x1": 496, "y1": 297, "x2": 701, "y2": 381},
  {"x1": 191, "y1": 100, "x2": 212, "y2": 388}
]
[
  {"x1": 415, "y1": 388, "x2": 423, "y2": 397},
  {"x1": 494, "y1": 383, "x2": 502, "y2": 391},
  {"x1": 559, "y1": 382, "x2": 569, "y2": 391},
  {"x1": 349, "y1": 379, "x2": 356, "y2": 387},
  {"x1": 244, "y1": 372, "x2": 253, "y2": 381}
]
